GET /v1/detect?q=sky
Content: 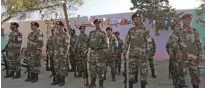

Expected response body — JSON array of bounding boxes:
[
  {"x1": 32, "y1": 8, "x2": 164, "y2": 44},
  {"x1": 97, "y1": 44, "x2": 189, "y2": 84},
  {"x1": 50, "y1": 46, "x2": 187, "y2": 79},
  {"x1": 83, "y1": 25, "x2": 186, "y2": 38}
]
[{"x1": 4, "y1": 0, "x2": 202, "y2": 21}]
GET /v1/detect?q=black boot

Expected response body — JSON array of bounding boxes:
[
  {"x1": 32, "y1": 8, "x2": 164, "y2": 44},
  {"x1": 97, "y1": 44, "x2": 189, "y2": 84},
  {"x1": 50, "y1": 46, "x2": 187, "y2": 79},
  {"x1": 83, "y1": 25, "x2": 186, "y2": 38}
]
[
  {"x1": 13, "y1": 71, "x2": 21, "y2": 79},
  {"x1": 129, "y1": 80, "x2": 133, "y2": 88},
  {"x1": 31, "y1": 73, "x2": 39, "y2": 83},
  {"x1": 89, "y1": 78, "x2": 96, "y2": 88},
  {"x1": 25, "y1": 73, "x2": 31, "y2": 82},
  {"x1": 151, "y1": 69, "x2": 157, "y2": 78},
  {"x1": 59, "y1": 76, "x2": 65, "y2": 87},
  {"x1": 141, "y1": 82, "x2": 147, "y2": 88},
  {"x1": 112, "y1": 74, "x2": 116, "y2": 82},
  {"x1": 51, "y1": 75, "x2": 60, "y2": 85},
  {"x1": 192, "y1": 85, "x2": 199, "y2": 88},
  {"x1": 99, "y1": 80, "x2": 104, "y2": 88}
]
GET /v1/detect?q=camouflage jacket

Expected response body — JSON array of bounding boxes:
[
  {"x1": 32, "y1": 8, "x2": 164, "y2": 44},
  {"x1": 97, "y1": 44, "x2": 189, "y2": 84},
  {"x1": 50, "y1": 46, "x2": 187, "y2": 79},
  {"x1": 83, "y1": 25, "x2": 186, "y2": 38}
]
[
  {"x1": 27, "y1": 30, "x2": 43, "y2": 55},
  {"x1": 124, "y1": 26, "x2": 150, "y2": 56},
  {"x1": 74, "y1": 33, "x2": 89, "y2": 57},
  {"x1": 46, "y1": 35, "x2": 55, "y2": 54},
  {"x1": 52, "y1": 30, "x2": 70, "y2": 56},
  {"x1": 88, "y1": 29, "x2": 107, "y2": 50},
  {"x1": 70, "y1": 34, "x2": 77, "y2": 54},
  {"x1": 106, "y1": 34, "x2": 118, "y2": 54},
  {"x1": 114, "y1": 37, "x2": 124, "y2": 55},
  {"x1": 169, "y1": 28, "x2": 203, "y2": 62},
  {"x1": 7, "y1": 30, "x2": 22, "y2": 53}
]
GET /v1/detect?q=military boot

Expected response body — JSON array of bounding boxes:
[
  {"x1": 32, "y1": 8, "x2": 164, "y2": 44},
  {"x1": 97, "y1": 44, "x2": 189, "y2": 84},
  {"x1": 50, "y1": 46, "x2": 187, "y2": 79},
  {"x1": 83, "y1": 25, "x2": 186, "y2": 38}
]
[
  {"x1": 13, "y1": 71, "x2": 21, "y2": 79},
  {"x1": 99, "y1": 80, "x2": 104, "y2": 88},
  {"x1": 25, "y1": 73, "x2": 31, "y2": 82},
  {"x1": 141, "y1": 81, "x2": 147, "y2": 88},
  {"x1": 31, "y1": 73, "x2": 39, "y2": 83},
  {"x1": 151, "y1": 69, "x2": 157, "y2": 78},
  {"x1": 89, "y1": 78, "x2": 96, "y2": 88},
  {"x1": 192, "y1": 85, "x2": 199, "y2": 88},
  {"x1": 129, "y1": 80, "x2": 133, "y2": 88},
  {"x1": 59, "y1": 76, "x2": 65, "y2": 87},
  {"x1": 51, "y1": 75, "x2": 60, "y2": 85}
]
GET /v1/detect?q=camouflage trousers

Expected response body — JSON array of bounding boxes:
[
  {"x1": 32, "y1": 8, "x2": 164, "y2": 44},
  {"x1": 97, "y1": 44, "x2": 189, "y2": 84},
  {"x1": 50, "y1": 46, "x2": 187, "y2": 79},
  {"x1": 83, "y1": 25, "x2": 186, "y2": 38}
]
[
  {"x1": 53, "y1": 55, "x2": 68, "y2": 76},
  {"x1": 115, "y1": 54, "x2": 122, "y2": 73},
  {"x1": 89, "y1": 50, "x2": 106, "y2": 80},
  {"x1": 148, "y1": 56, "x2": 155, "y2": 71},
  {"x1": 105, "y1": 56, "x2": 116, "y2": 75},
  {"x1": 172, "y1": 60, "x2": 201, "y2": 86},
  {"x1": 76, "y1": 56, "x2": 86, "y2": 74},
  {"x1": 169, "y1": 58, "x2": 175, "y2": 77},
  {"x1": 128, "y1": 55, "x2": 148, "y2": 83},
  {"x1": 26, "y1": 53, "x2": 41, "y2": 73},
  {"x1": 70, "y1": 53, "x2": 76, "y2": 71},
  {"x1": 7, "y1": 52, "x2": 21, "y2": 72}
]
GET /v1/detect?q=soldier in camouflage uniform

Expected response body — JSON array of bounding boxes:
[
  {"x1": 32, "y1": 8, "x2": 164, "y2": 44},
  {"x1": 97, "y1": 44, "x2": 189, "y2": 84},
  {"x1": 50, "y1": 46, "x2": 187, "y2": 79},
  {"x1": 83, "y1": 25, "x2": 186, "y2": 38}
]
[
  {"x1": 70, "y1": 28, "x2": 78, "y2": 75},
  {"x1": 114, "y1": 31, "x2": 123, "y2": 75},
  {"x1": 104, "y1": 27, "x2": 118, "y2": 81},
  {"x1": 169, "y1": 14, "x2": 203, "y2": 88},
  {"x1": 51, "y1": 21, "x2": 69, "y2": 86},
  {"x1": 87, "y1": 19, "x2": 108, "y2": 88},
  {"x1": 123, "y1": 13, "x2": 150, "y2": 88},
  {"x1": 25, "y1": 22, "x2": 43, "y2": 83},
  {"x1": 74, "y1": 25, "x2": 89, "y2": 78},
  {"x1": 166, "y1": 20, "x2": 181, "y2": 79},
  {"x1": 5, "y1": 22, "x2": 22, "y2": 79}
]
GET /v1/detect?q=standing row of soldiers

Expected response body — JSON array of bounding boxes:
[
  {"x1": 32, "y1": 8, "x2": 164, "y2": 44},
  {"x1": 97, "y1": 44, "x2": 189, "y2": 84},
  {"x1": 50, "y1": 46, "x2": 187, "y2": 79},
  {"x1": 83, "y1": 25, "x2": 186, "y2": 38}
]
[
  {"x1": 2, "y1": 12, "x2": 170, "y2": 88},
  {"x1": 166, "y1": 14, "x2": 203, "y2": 88}
]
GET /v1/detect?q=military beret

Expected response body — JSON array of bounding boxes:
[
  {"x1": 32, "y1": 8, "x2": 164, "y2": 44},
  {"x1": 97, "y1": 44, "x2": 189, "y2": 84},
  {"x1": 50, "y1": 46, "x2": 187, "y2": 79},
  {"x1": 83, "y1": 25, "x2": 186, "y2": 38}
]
[
  {"x1": 79, "y1": 25, "x2": 85, "y2": 30},
  {"x1": 182, "y1": 14, "x2": 192, "y2": 19},
  {"x1": 93, "y1": 19, "x2": 101, "y2": 24},
  {"x1": 11, "y1": 22, "x2": 19, "y2": 28},
  {"x1": 106, "y1": 27, "x2": 112, "y2": 31},
  {"x1": 132, "y1": 12, "x2": 142, "y2": 20},
  {"x1": 56, "y1": 21, "x2": 64, "y2": 26},
  {"x1": 31, "y1": 22, "x2": 39, "y2": 28}
]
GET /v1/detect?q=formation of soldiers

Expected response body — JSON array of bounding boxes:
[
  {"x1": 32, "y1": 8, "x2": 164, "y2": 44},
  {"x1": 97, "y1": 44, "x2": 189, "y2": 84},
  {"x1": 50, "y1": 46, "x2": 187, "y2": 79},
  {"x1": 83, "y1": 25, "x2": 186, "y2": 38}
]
[{"x1": 1, "y1": 12, "x2": 203, "y2": 88}]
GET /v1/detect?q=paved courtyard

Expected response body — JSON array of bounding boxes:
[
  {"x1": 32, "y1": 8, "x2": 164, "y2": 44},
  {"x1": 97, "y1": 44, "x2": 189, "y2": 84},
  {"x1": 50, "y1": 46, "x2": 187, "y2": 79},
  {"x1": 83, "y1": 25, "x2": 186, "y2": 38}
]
[{"x1": 2, "y1": 60, "x2": 205, "y2": 88}]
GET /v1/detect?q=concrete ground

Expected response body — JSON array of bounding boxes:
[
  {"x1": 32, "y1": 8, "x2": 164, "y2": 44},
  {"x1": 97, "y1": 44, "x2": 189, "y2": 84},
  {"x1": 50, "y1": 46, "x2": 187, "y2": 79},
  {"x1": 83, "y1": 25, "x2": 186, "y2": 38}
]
[{"x1": 1, "y1": 60, "x2": 205, "y2": 88}]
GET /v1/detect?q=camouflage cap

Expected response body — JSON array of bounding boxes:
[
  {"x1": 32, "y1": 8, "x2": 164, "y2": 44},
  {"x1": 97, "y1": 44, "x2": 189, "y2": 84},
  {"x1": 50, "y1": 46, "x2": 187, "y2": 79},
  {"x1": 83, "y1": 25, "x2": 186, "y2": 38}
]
[
  {"x1": 56, "y1": 21, "x2": 64, "y2": 27},
  {"x1": 31, "y1": 22, "x2": 39, "y2": 28},
  {"x1": 11, "y1": 22, "x2": 19, "y2": 28},
  {"x1": 93, "y1": 19, "x2": 101, "y2": 24},
  {"x1": 132, "y1": 12, "x2": 143, "y2": 20},
  {"x1": 79, "y1": 25, "x2": 85, "y2": 30},
  {"x1": 182, "y1": 14, "x2": 192, "y2": 19}
]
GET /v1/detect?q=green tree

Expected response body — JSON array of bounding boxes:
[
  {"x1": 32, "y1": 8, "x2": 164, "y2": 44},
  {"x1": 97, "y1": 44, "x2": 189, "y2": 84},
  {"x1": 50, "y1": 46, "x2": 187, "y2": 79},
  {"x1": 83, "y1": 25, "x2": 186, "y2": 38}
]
[
  {"x1": 130, "y1": 0, "x2": 183, "y2": 36},
  {"x1": 196, "y1": 0, "x2": 205, "y2": 23}
]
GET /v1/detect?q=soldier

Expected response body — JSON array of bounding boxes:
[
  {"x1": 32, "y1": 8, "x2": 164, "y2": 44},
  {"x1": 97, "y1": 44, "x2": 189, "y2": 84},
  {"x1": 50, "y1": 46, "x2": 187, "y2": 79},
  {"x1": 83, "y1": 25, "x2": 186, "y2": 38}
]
[
  {"x1": 74, "y1": 25, "x2": 89, "y2": 78},
  {"x1": 70, "y1": 28, "x2": 77, "y2": 75},
  {"x1": 25, "y1": 22, "x2": 43, "y2": 83},
  {"x1": 4, "y1": 22, "x2": 22, "y2": 79},
  {"x1": 169, "y1": 14, "x2": 203, "y2": 88},
  {"x1": 114, "y1": 31, "x2": 123, "y2": 75},
  {"x1": 87, "y1": 19, "x2": 107, "y2": 88},
  {"x1": 123, "y1": 12, "x2": 150, "y2": 88},
  {"x1": 104, "y1": 26, "x2": 118, "y2": 81},
  {"x1": 51, "y1": 21, "x2": 69, "y2": 86}
]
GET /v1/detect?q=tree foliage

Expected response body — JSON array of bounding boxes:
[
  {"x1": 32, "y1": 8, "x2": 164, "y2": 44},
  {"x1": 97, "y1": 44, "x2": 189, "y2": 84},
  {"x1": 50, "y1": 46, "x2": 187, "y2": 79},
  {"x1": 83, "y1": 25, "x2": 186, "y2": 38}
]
[
  {"x1": 196, "y1": 0, "x2": 205, "y2": 23},
  {"x1": 130, "y1": 0, "x2": 184, "y2": 36}
]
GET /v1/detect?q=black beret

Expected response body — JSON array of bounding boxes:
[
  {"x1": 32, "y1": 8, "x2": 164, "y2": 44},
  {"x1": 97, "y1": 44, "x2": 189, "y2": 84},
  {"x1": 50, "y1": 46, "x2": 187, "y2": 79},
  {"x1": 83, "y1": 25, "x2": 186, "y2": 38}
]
[
  {"x1": 106, "y1": 27, "x2": 112, "y2": 31},
  {"x1": 56, "y1": 21, "x2": 64, "y2": 26},
  {"x1": 93, "y1": 19, "x2": 101, "y2": 24},
  {"x1": 79, "y1": 25, "x2": 85, "y2": 30},
  {"x1": 132, "y1": 12, "x2": 142, "y2": 20},
  {"x1": 31, "y1": 22, "x2": 39, "y2": 28},
  {"x1": 182, "y1": 14, "x2": 192, "y2": 19},
  {"x1": 11, "y1": 22, "x2": 19, "y2": 28}
]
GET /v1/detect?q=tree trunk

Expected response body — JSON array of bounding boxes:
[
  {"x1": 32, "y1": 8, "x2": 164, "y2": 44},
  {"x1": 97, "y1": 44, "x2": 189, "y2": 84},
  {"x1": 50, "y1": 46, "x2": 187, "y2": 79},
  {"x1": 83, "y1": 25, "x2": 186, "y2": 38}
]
[{"x1": 62, "y1": 0, "x2": 71, "y2": 35}]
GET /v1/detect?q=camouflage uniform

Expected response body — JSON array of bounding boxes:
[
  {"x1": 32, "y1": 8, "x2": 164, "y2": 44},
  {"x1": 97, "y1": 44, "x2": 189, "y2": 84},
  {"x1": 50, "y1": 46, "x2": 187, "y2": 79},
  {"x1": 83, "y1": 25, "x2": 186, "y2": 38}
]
[
  {"x1": 46, "y1": 31, "x2": 55, "y2": 67},
  {"x1": 105, "y1": 33, "x2": 118, "y2": 81},
  {"x1": 169, "y1": 27, "x2": 202, "y2": 88},
  {"x1": 114, "y1": 36, "x2": 123, "y2": 75},
  {"x1": 124, "y1": 25, "x2": 150, "y2": 86},
  {"x1": 7, "y1": 29, "x2": 22, "y2": 78},
  {"x1": 74, "y1": 31, "x2": 89, "y2": 77},
  {"x1": 147, "y1": 37, "x2": 156, "y2": 78},
  {"x1": 88, "y1": 28, "x2": 107, "y2": 88},
  {"x1": 70, "y1": 29, "x2": 77, "y2": 73}
]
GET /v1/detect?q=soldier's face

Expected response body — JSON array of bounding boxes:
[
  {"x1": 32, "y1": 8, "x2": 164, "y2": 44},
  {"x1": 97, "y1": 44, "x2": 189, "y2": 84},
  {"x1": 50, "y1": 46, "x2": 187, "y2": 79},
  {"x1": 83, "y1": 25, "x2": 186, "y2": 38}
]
[
  {"x1": 95, "y1": 23, "x2": 101, "y2": 28},
  {"x1": 10, "y1": 25, "x2": 15, "y2": 30},
  {"x1": 133, "y1": 17, "x2": 141, "y2": 25},
  {"x1": 106, "y1": 30, "x2": 112, "y2": 35},
  {"x1": 115, "y1": 34, "x2": 119, "y2": 37},
  {"x1": 31, "y1": 25, "x2": 37, "y2": 30},
  {"x1": 182, "y1": 18, "x2": 191, "y2": 26},
  {"x1": 55, "y1": 24, "x2": 62, "y2": 30},
  {"x1": 80, "y1": 28, "x2": 85, "y2": 33}
]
